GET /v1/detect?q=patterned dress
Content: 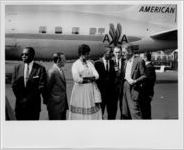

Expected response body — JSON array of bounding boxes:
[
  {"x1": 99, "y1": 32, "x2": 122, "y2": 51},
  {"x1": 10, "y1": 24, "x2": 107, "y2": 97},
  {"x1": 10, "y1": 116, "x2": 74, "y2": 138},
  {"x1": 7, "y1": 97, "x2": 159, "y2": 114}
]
[{"x1": 68, "y1": 59, "x2": 102, "y2": 120}]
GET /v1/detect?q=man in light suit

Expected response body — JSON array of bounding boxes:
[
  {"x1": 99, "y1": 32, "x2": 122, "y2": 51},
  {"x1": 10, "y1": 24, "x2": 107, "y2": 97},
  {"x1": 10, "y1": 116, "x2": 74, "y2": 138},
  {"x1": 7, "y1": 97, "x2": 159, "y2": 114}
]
[
  {"x1": 94, "y1": 47, "x2": 116, "y2": 119},
  {"x1": 121, "y1": 45, "x2": 146, "y2": 119},
  {"x1": 12, "y1": 47, "x2": 47, "y2": 120},
  {"x1": 45, "y1": 52, "x2": 68, "y2": 120},
  {"x1": 141, "y1": 52, "x2": 156, "y2": 119}
]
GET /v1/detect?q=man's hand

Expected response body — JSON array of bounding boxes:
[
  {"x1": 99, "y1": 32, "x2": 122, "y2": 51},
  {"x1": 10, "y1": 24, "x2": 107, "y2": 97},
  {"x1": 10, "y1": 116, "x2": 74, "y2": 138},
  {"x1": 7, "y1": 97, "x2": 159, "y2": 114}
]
[{"x1": 128, "y1": 79, "x2": 137, "y2": 85}]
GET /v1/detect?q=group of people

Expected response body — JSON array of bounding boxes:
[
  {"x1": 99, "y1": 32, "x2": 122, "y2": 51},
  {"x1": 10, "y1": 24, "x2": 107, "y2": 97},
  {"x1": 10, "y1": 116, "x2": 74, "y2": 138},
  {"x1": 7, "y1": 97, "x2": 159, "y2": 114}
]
[{"x1": 10, "y1": 44, "x2": 156, "y2": 120}]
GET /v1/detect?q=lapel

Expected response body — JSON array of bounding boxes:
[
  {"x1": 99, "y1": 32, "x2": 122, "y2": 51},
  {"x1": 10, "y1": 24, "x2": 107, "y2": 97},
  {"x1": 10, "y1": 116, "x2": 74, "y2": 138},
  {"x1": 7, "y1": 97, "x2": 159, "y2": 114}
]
[
  {"x1": 131, "y1": 57, "x2": 137, "y2": 77},
  {"x1": 20, "y1": 63, "x2": 25, "y2": 87},
  {"x1": 124, "y1": 60, "x2": 127, "y2": 73},
  {"x1": 20, "y1": 63, "x2": 25, "y2": 77},
  {"x1": 29, "y1": 62, "x2": 37, "y2": 79},
  {"x1": 24, "y1": 62, "x2": 37, "y2": 88},
  {"x1": 100, "y1": 58, "x2": 106, "y2": 71},
  {"x1": 60, "y1": 68, "x2": 66, "y2": 84},
  {"x1": 54, "y1": 65, "x2": 66, "y2": 87},
  {"x1": 120, "y1": 58, "x2": 125, "y2": 72}
]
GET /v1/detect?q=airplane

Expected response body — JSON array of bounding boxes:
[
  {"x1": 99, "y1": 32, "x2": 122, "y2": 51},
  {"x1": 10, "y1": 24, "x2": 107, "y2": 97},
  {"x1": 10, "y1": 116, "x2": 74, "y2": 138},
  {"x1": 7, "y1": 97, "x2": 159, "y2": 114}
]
[{"x1": 5, "y1": 4, "x2": 178, "y2": 61}]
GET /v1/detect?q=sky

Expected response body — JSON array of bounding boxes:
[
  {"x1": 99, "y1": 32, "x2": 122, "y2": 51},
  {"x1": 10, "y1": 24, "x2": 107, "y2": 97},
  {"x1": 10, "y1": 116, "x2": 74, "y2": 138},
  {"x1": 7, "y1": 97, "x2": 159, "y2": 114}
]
[{"x1": 5, "y1": 4, "x2": 177, "y2": 35}]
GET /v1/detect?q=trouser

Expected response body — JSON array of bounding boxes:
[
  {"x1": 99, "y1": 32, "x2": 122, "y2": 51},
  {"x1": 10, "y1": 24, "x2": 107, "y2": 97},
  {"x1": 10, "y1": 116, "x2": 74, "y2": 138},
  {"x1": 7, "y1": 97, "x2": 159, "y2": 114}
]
[
  {"x1": 140, "y1": 96, "x2": 152, "y2": 119},
  {"x1": 101, "y1": 89, "x2": 117, "y2": 120},
  {"x1": 115, "y1": 81, "x2": 124, "y2": 118},
  {"x1": 48, "y1": 110, "x2": 67, "y2": 120},
  {"x1": 121, "y1": 81, "x2": 142, "y2": 119},
  {"x1": 16, "y1": 109, "x2": 40, "y2": 120}
]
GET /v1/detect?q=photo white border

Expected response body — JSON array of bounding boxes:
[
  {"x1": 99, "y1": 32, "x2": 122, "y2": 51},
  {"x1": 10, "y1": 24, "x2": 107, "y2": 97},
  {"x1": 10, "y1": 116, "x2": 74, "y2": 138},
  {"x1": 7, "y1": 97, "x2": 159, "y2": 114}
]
[{"x1": 1, "y1": 1, "x2": 183, "y2": 149}]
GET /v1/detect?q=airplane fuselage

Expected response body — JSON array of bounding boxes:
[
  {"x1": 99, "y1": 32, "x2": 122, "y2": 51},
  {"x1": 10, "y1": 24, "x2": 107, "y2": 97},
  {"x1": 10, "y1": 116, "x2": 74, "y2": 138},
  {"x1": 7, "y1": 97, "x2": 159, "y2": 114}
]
[
  {"x1": 5, "y1": 4, "x2": 178, "y2": 61},
  {"x1": 5, "y1": 33, "x2": 106, "y2": 60},
  {"x1": 6, "y1": 32, "x2": 144, "y2": 60}
]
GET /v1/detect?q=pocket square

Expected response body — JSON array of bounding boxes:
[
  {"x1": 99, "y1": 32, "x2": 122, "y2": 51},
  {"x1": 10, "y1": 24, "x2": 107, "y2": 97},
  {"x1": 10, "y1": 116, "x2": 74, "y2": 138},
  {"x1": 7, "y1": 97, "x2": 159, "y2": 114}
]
[{"x1": 33, "y1": 76, "x2": 39, "y2": 78}]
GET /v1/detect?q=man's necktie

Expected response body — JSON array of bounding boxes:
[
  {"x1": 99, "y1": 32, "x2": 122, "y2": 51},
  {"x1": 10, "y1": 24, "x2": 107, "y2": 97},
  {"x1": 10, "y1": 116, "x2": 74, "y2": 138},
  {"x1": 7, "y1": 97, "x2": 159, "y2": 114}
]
[
  {"x1": 106, "y1": 60, "x2": 109, "y2": 72},
  {"x1": 60, "y1": 68, "x2": 66, "y2": 81},
  {"x1": 25, "y1": 64, "x2": 29, "y2": 87},
  {"x1": 117, "y1": 60, "x2": 119, "y2": 70}
]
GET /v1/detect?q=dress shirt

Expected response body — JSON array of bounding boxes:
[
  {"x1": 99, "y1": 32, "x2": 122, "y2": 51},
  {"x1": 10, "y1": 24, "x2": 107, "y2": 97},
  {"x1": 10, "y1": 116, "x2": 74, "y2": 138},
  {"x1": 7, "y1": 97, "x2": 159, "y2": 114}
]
[
  {"x1": 115, "y1": 58, "x2": 122, "y2": 70},
  {"x1": 54, "y1": 64, "x2": 65, "y2": 80},
  {"x1": 102, "y1": 57, "x2": 110, "y2": 71},
  {"x1": 24, "y1": 61, "x2": 34, "y2": 86},
  {"x1": 125, "y1": 56, "x2": 134, "y2": 83}
]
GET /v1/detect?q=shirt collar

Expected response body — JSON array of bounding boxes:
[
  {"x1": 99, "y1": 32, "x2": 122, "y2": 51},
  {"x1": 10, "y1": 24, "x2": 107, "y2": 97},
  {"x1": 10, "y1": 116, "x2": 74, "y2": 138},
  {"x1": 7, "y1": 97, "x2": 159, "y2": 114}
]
[
  {"x1": 102, "y1": 57, "x2": 108, "y2": 63},
  {"x1": 54, "y1": 63, "x2": 61, "y2": 71},
  {"x1": 127, "y1": 56, "x2": 134, "y2": 62},
  {"x1": 117, "y1": 57, "x2": 122, "y2": 62},
  {"x1": 25, "y1": 61, "x2": 34, "y2": 67},
  {"x1": 146, "y1": 61, "x2": 151, "y2": 65}
]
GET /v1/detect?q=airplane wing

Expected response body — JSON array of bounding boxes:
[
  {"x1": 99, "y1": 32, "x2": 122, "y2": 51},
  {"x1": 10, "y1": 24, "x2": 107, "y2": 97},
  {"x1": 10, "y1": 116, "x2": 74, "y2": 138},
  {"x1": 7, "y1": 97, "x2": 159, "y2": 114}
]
[
  {"x1": 150, "y1": 29, "x2": 177, "y2": 40},
  {"x1": 130, "y1": 28, "x2": 177, "y2": 52}
]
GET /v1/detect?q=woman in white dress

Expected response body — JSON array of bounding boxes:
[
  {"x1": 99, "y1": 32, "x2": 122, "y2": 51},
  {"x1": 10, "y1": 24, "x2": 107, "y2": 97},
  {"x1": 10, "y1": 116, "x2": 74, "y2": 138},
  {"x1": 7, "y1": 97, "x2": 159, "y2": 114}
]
[{"x1": 69, "y1": 44, "x2": 102, "y2": 120}]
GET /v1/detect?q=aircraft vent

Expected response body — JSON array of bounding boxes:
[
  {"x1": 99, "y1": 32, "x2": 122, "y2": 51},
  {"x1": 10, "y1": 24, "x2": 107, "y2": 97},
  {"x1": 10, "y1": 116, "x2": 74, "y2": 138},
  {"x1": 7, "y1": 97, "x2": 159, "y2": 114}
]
[
  {"x1": 89, "y1": 28, "x2": 97, "y2": 35},
  {"x1": 98, "y1": 28, "x2": 105, "y2": 35},
  {"x1": 72, "y1": 27, "x2": 80, "y2": 34},
  {"x1": 39, "y1": 26, "x2": 47, "y2": 34},
  {"x1": 55, "y1": 26, "x2": 62, "y2": 34}
]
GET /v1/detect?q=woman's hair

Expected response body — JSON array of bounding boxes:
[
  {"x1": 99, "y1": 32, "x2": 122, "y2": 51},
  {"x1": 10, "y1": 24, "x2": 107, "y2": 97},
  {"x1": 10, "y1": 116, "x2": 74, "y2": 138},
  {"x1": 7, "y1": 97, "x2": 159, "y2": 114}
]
[{"x1": 78, "y1": 44, "x2": 91, "y2": 56}]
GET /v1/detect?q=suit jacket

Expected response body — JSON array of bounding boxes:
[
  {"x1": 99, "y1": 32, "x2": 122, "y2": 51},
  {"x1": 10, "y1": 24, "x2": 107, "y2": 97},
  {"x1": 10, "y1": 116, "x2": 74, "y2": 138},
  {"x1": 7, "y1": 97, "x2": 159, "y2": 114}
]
[
  {"x1": 124, "y1": 57, "x2": 146, "y2": 100},
  {"x1": 12, "y1": 62, "x2": 47, "y2": 113},
  {"x1": 143, "y1": 62, "x2": 156, "y2": 97},
  {"x1": 46, "y1": 64, "x2": 68, "y2": 113},
  {"x1": 113, "y1": 58, "x2": 125, "y2": 85},
  {"x1": 125, "y1": 57, "x2": 146, "y2": 84},
  {"x1": 94, "y1": 58, "x2": 116, "y2": 95}
]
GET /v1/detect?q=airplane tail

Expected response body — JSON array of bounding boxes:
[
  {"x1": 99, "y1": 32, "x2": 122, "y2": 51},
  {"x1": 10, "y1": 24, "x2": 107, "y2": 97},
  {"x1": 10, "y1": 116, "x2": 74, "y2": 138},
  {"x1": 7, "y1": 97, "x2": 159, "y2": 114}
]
[
  {"x1": 109, "y1": 23, "x2": 123, "y2": 46},
  {"x1": 122, "y1": 4, "x2": 177, "y2": 29}
]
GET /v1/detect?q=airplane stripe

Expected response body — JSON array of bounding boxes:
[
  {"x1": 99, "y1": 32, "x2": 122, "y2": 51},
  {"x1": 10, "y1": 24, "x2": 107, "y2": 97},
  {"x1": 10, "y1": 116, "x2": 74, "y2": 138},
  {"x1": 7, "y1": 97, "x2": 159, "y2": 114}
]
[{"x1": 5, "y1": 33, "x2": 104, "y2": 41}]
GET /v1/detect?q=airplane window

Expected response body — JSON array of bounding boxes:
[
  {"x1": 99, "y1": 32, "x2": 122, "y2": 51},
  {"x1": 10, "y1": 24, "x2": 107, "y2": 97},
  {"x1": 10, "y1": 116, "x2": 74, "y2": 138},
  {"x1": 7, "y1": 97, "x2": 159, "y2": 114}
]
[
  {"x1": 98, "y1": 28, "x2": 105, "y2": 35},
  {"x1": 39, "y1": 26, "x2": 47, "y2": 34},
  {"x1": 55, "y1": 26, "x2": 62, "y2": 34},
  {"x1": 89, "y1": 28, "x2": 97, "y2": 35},
  {"x1": 72, "y1": 27, "x2": 79, "y2": 34}
]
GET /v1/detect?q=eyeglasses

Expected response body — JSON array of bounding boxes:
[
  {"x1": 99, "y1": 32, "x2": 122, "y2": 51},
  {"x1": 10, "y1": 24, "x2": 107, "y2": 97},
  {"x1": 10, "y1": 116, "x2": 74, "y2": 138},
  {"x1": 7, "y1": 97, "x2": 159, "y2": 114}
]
[{"x1": 21, "y1": 53, "x2": 29, "y2": 56}]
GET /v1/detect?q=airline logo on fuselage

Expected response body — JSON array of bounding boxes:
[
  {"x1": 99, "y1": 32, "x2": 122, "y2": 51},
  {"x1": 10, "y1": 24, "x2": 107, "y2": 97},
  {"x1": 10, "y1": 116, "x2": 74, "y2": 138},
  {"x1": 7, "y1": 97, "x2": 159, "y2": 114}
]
[
  {"x1": 139, "y1": 6, "x2": 176, "y2": 14},
  {"x1": 103, "y1": 23, "x2": 128, "y2": 46}
]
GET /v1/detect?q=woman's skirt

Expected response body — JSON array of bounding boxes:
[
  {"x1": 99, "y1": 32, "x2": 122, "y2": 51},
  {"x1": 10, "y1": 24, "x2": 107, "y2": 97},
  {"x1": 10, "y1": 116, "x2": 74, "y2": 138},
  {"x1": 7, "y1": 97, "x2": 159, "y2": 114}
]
[{"x1": 68, "y1": 83, "x2": 102, "y2": 120}]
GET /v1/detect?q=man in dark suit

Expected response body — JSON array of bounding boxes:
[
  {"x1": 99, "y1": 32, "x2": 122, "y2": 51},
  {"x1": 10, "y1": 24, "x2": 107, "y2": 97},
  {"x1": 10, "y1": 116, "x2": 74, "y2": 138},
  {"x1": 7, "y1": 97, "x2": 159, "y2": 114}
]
[
  {"x1": 94, "y1": 47, "x2": 116, "y2": 119},
  {"x1": 141, "y1": 52, "x2": 156, "y2": 119},
  {"x1": 121, "y1": 45, "x2": 146, "y2": 119},
  {"x1": 113, "y1": 46, "x2": 125, "y2": 118},
  {"x1": 45, "y1": 52, "x2": 68, "y2": 120},
  {"x1": 12, "y1": 47, "x2": 47, "y2": 120}
]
